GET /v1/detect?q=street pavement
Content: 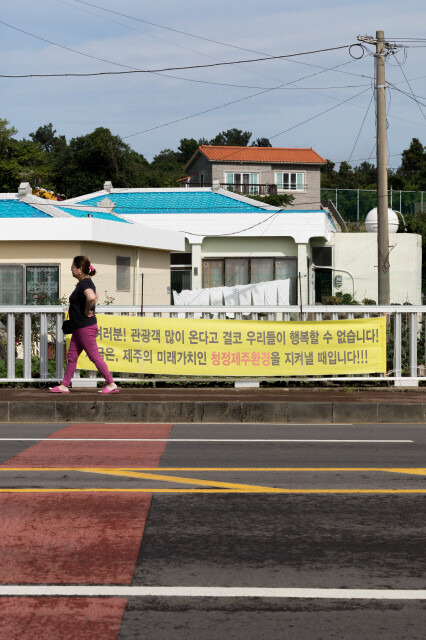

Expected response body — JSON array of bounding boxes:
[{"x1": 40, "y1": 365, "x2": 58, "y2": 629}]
[{"x1": 0, "y1": 421, "x2": 424, "y2": 639}]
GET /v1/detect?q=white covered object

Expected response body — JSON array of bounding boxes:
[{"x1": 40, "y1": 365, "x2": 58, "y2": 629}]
[{"x1": 365, "y1": 207, "x2": 399, "y2": 233}]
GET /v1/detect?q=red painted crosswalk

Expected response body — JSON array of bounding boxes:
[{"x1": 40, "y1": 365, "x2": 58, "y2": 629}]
[{"x1": 0, "y1": 423, "x2": 174, "y2": 639}]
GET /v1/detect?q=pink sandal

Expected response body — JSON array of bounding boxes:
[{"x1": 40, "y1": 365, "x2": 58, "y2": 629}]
[
  {"x1": 98, "y1": 386, "x2": 119, "y2": 394},
  {"x1": 49, "y1": 386, "x2": 70, "y2": 394}
]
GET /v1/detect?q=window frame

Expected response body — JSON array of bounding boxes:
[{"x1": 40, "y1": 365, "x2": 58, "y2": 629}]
[
  {"x1": 224, "y1": 172, "x2": 260, "y2": 194},
  {"x1": 25, "y1": 264, "x2": 60, "y2": 305},
  {"x1": 0, "y1": 263, "x2": 61, "y2": 305},
  {"x1": 116, "y1": 256, "x2": 131, "y2": 292},
  {"x1": 202, "y1": 256, "x2": 298, "y2": 303},
  {"x1": 275, "y1": 171, "x2": 305, "y2": 192}
]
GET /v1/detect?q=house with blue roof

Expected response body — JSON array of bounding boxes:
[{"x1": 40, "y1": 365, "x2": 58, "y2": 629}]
[
  {"x1": 64, "y1": 181, "x2": 422, "y2": 305},
  {"x1": 0, "y1": 183, "x2": 184, "y2": 306},
  {"x1": 1, "y1": 180, "x2": 421, "y2": 306}
]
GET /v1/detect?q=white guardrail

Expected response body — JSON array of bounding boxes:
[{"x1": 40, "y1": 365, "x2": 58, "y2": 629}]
[{"x1": 0, "y1": 305, "x2": 424, "y2": 385}]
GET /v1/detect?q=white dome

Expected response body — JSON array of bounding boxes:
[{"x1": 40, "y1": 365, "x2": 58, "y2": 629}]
[{"x1": 365, "y1": 207, "x2": 399, "y2": 233}]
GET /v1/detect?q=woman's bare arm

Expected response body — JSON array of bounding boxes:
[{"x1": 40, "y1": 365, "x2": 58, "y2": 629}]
[{"x1": 84, "y1": 288, "x2": 98, "y2": 317}]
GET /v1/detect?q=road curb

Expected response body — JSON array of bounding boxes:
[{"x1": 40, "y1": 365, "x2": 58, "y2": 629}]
[{"x1": 0, "y1": 401, "x2": 424, "y2": 423}]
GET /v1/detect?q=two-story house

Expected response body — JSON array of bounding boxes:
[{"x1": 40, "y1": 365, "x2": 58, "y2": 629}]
[{"x1": 181, "y1": 145, "x2": 327, "y2": 209}]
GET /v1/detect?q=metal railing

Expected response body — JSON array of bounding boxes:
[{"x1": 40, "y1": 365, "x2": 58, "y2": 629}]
[
  {"x1": 0, "y1": 304, "x2": 424, "y2": 385},
  {"x1": 220, "y1": 183, "x2": 278, "y2": 196},
  {"x1": 321, "y1": 187, "x2": 426, "y2": 222},
  {"x1": 179, "y1": 183, "x2": 278, "y2": 195}
]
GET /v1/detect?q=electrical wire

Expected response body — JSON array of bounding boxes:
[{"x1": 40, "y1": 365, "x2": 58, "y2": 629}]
[
  {"x1": 348, "y1": 89, "x2": 375, "y2": 163},
  {"x1": 178, "y1": 211, "x2": 281, "y2": 236},
  {"x1": 0, "y1": 20, "x2": 353, "y2": 77},
  {"x1": 0, "y1": 17, "x2": 367, "y2": 93},
  {"x1": 268, "y1": 87, "x2": 371, "y2": 140},
  {"x1": 388, "y1": 80, "x2": 426, "y2": 113},
  {"x1": 57, "y1": 1, "x2": 374, "y2": 84}
]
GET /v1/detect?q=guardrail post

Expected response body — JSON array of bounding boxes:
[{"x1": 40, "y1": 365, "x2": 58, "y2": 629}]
[
  {"x1": 39, "y1": 313, "x2": 48, "y2": 379},
  {"x1": 23, "y1": 313, "x2": 32, "y2": 379},
  {"x1": 7, "y1": 313, "x2": 15, "y2": 380},
  {"x1": 55, "y1": 313, "x2": 64, "y2": 380},
  {"x1": 409, "y1": 312, "x2": 418, "y2": 382},
  {"x1": 393, "y1": 312, "x2": 402, "y2": 379}
]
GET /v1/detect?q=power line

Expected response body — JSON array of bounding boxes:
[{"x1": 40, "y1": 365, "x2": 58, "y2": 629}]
[
  {"x1": 348, "y1": 90, "x2": 375, "y2": 163},
  {"x1": 0, "y1": 17, "x2": 365, "y2": 91},
  {"x1": 0, "y1": 51, "x2": 355, "y2": 78},
  {"x1": 62, "y1": 0, "x2": 376, "y2": 84},
  {"x1": 0, "y1": 20, "x2": 353, "y2": 76},
  {"x1": 55, "y1": 0, "x2": 323, "y2": 88},
  {"x1": 0, "y1": 19, "x2": 135, "y2": 70},
  {"x1": 268, "y1": 87, "x2": 371, "y2": 140}
]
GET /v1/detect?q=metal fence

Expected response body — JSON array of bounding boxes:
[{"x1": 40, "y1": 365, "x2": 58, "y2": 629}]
[
  {"x1": 321, "y1": 188, "x2": 426, "y2": 222},
  {"x1": 0, "y1": 305, "x2": 424, "y2": 385}
]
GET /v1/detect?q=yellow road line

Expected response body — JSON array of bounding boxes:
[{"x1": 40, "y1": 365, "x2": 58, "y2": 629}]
[
  {"x1": 1, "y1": 467, "x2": 425, "y2": 473},
  {"x1": 0, "y1": 488, "x2": 425, "y2": 494},
  {"x1": 83, "y1": 468, "x2": 279, "y2": 492}
]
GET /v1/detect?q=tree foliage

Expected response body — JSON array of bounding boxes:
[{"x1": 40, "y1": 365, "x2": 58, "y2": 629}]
[
  {"x1": 321, "y1": 137, "x2": 426, "y2": 191},
  {"x1": 1, "y1": 117, "x2": 424, "y2": 201}
]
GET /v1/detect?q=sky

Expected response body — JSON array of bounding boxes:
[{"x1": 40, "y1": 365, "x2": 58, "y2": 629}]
[{"x1": 1, "y1": 0, "x2": 426, "y2": 167}]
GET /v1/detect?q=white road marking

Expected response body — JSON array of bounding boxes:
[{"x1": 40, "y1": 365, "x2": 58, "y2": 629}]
[
  {"x1": 0, "y1": 438, "x2": 413, "y2": 443},
  {"x1": 0, "y1": 586, "x2": 424, "y2": 599}
]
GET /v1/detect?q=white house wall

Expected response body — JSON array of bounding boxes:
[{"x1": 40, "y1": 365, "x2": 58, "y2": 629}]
[
  {"x1": 122, "y1": 211, "x2": 335, "y2": 244},
  {"x1": 202, "y1": 236, "x2": 297, "y2": 257},
  {"x1": 0, "y1": 218, "x2": 184, "y2": 252},
  {"x1": 331, "y1": 233, "x2": 422, "y2": 304}
]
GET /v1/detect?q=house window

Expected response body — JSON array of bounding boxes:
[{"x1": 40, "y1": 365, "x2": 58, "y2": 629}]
[
  {"x1": 199, "y1": 172, "x2": 205, "y2": 186},
  {"x1": 225, "y1": 259, "x2": 249, "y2": 286},
  {"x1": 276, "y1": 172, "x2": 304, "y2": 191},
  {"x1": 0, "y1": 265, "x2": 24, "y2": 305},
  {"x1": 203, "y1": 257, "x2": 297, "y2": 304},
  {"x1": 171, "y1": 253, "x2": 192, "y2": 302},
  {"x1": 225, "y1": 173, "x2": 259, "y2": 195},
  {"x1": 203, "y1": 259, "x2": 224, "y2": 288},
  {"x1": 312, "y1": 246, "x2": 332, "y2": 303},
  {"x1": 25, "y1": 266, "x2": 59, "y2": 304},
  {"x1": 116, "y1": 257, "x2": 131, "y2": 291},
  {"x1": 251, "y1": 258, "x2": 274, "y2": 283},
  {"x1": 0, "y1": 265, "x2": 59, "y2": 305}
]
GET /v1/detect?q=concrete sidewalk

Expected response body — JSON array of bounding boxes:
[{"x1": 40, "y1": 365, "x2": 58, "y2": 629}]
[{"x1": 0, "y1": 387, "x2": 424, "y2": 423}]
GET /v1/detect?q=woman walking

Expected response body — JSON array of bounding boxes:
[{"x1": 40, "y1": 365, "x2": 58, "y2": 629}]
[{"x1": 49, "y1": 256, "x2": 118, "y2": 394}]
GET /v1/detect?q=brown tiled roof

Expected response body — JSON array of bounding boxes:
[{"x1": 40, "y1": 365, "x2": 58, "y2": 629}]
[{"x1": 195, "y1": 145, "x2": 326, "y2": 164}]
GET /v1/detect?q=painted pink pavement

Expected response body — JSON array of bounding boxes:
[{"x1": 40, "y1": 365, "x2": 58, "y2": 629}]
[
  {"x1": 0, "y1": 598, "x2": 127, "y2": 640},
  {"x1": 0, "y1": 423, "x2": 174, "y2": 638},
  {"x1": 1, "y1": 423, "x2": 173, "y2": 468}
]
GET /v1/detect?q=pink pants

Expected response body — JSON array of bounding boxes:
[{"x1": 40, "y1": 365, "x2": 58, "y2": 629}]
[{"x1": 62, "y1": 324, "x2": 114, "y2": 387}]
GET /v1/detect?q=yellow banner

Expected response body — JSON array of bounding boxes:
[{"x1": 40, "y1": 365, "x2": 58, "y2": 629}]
[{"x1": 72, "y1": 315, "x2": 387, "y2": 376}]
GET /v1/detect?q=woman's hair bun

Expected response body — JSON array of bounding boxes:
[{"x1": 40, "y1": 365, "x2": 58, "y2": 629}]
[{"x1": 73, "y1": 255, "x2": 96, "y2": 276}]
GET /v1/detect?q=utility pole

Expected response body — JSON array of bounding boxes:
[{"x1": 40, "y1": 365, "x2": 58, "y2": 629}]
[{"x1": 357, "y1": 31, "x2": 399, "y2": 305}]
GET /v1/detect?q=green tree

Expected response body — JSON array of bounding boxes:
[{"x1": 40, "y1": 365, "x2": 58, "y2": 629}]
[
  {"x1": 209, "y1": 128, "x2": 252, "y2": 146},
  {"x1": 0, "y1": 118, "x2": 17, "y2": 156},
  {"x1": 0, "y1": 138, "x2": 51, "y2": 191},
  {"x1": 57, "y1": 127, "x2": 149, "y2": 196},
  {"x1": 178, "y1": 137, "x2": 199, "y2": 164},
  {"x1": 251, "y1": 137, "x2": 272, "y2": 147},
  {"x1": 29, "y1": 123, "x2": 58, "y2": 153},
  {"x1": 397, "y1": 137, "x2": 426, "y2": 189}
]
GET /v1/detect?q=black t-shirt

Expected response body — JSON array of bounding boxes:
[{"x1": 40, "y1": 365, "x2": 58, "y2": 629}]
[{"x1": 68, "y1": 278, "x2": 97, "y2": 329}]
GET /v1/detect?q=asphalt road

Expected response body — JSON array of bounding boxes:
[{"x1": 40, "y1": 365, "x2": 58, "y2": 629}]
[{"x1": 0, "y1": 421, "x2": 425, "y2": 639}]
